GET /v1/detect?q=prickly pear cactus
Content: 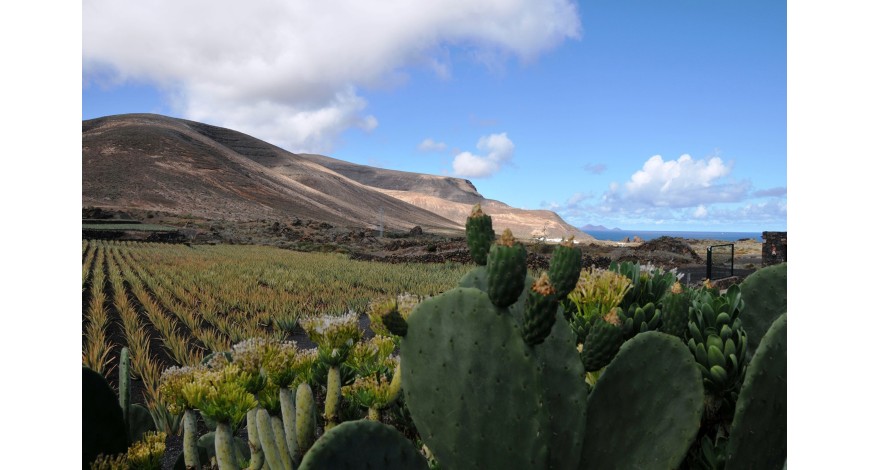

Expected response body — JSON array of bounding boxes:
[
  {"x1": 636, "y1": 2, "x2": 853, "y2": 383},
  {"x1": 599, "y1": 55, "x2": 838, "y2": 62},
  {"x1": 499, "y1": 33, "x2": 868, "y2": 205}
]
[
  {"x1": 739, "y1": 263, "x2": 787, "y2": 358},
  {"x1": 521, "y1": 273, "x2": 560, "y2": 346},
  {"x1": 401, "y1": 287, "x2": 587, "y2": 470},
  {"x1": 725, "y1": 313, "x2": 787, "y2": 470},
  {"x1": 660, "y1": 282, "x2": 691, "y2": 339},
  {"x1": 580, "y1": 309, "x2": 624, "y2": 372},
  {"x1": 83, "y1": 366, "x2": 129, "y2": 468},
  {"x1": 486, "y1": 229, "x2": 528, "y2": 308},
  {"x1": 298, "y1": 419, "x2": 428, "y2": 470},
  {"x1": 580, "y1": 332, "x2": 704, "y2": 470},
  {"x1": 548, "y1": 237, "x2": 582, "y2": 299},
  {"x1": 465, "y1": 203, "x2": 496, "y2": 266}
]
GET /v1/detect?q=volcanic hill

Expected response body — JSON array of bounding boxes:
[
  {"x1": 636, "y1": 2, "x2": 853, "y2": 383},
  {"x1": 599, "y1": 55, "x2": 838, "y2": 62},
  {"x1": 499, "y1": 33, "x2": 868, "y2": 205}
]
[{"x1": 82, "y1": 114, "x2": 590, "y2": 240}]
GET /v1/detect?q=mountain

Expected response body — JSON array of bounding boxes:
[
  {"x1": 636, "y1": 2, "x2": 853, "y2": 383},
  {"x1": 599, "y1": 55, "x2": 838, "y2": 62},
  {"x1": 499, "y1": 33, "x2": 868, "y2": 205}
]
[
  {"x1": 580, "y1": 224, "x2": 622, "y2": 231},
  {"x1": 82, "y1": 114, "x2": 590, "y2": 239}
]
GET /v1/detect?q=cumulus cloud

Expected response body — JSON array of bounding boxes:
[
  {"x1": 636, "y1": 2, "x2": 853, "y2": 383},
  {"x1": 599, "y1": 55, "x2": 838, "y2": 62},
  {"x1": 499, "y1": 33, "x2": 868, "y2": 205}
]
[
  {"x1": 549, "y1": 153, "x2": 785, "y2": 230},
  {"x1": 418, "y1": 138, "x2": 448, "y2": 152},
  {"x1": 451, "y1": 132, "x2": 515, "y2": 178},
  {"x1": 607, "y1": 154, "x2": 750, "y2": 208},
  {"x1": 83, "y1": 0, "x2": 580, "y2": 152}
]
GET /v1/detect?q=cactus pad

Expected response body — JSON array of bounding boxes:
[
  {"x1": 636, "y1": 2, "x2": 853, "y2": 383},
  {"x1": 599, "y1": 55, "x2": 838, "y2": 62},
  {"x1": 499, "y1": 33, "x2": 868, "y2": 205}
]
[
  {"x1": 298, "y1": 419, "x2": 427, "y2": 470},
  {"x1": 402, "y1": 287, "x2": 586, "y2": 469},
  {"x1": 580, "y1": 310, "x2": 624, "y2": 372},
  {"x1": 548, "y1": 238, "x2": 582, "y2": 300},
  {"x1": 485, "y1": 229, "x2": 528, "y2": 308},
  {"x1": 465, "y1": 203, "x2": 496, "y2": 265},
  {"x1": 739, "y1": 263, "x2": 787, "y2": 358},
  {"x1": 580, "y1": 332, "x2": 704, "y2": 470},
  {"x1": 725, "y1": 313, "x2": 787, "y2": 470},
  {"x1": 83, "y1": 366, "x2": 129, "y2": 468}
]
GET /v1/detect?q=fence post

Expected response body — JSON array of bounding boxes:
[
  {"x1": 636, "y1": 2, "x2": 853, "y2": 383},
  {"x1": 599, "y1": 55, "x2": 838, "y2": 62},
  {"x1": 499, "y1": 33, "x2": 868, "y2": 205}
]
[{"x1": 706, "y1": 247, "x2": 712, "y2": 280}]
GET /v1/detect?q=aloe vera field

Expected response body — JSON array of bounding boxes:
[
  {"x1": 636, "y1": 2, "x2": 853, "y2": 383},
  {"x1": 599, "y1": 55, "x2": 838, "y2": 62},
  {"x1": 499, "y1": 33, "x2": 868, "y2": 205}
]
[{"x1": 82, "y1": 217, "x2": 787, "y2": 470}]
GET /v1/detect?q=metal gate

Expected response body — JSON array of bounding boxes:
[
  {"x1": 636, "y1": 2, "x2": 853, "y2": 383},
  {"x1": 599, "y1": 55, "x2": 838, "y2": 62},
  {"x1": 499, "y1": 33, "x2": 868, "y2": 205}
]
[{"x1": 706, "y1": 244, "x2": 734, "y2": 280}]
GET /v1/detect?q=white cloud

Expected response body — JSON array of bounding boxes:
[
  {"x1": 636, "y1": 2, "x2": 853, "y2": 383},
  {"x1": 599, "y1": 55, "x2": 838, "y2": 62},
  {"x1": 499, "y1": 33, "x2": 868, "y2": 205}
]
[
  {"x1": 693, "y1": 205, "x2": 708, "y2": 218},
  {"x1": 418, "y1": 138, "x2": 448, "y2": 152},
  {"x1": 609, "y1": 154, "x2": 750, "y2": 208},
  {"x1": 451, "y1": 132, "x2": 514, "y2": 178},
  {"x1": 83, "y1": 0, "x2": 580, "y2": 152}
]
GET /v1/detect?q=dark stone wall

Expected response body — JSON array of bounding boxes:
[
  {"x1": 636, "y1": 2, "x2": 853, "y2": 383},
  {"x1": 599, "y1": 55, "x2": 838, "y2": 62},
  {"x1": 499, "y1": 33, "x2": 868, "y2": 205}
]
[{"x1": 762, "y1": 231, "x2": 787, "y2": 267}]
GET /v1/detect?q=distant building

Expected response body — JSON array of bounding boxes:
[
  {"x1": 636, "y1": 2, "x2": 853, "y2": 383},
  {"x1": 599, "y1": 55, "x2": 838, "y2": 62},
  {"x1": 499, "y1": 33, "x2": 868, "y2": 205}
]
[{"x1": 762, "y1": 231, "x2": 787, "y2": 267}]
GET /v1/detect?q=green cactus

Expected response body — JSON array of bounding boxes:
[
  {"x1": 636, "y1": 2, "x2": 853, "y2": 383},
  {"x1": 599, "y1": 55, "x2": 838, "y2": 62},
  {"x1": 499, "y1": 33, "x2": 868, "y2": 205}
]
[
  {"x1": 738, "y1": 263, "x2": 787, "y2": 358},
  {"x1": 580, "y1": 332, "x2": 704, "y2": 470},
  {"x1": 521, "y1": 273, "x2": 560, "y2": 346},
  {"x1": 295, "y1": 382, "x2": 317, "y2": 455},
  {"x1": 117, "y1": 346, "x2": 156, "y2": 444},
  {"x1": 83, "y1": 366, "x2": 129, "y2": 469},
  {"x1": 579, "y1": 309, "x2": 624, "y2": 372},
  {"x1": 298, "y1": 420, "x2": 428, "y2": 470},
  {"x1": 485, "y1": 229, "x2": 528, "y2": 308},
  {"x1": 401, "y1": 287, "x2": 587, "y2": 470},
  {"x1": 725, "y1": 313, "x2": 787, "y2": 470},
  {"x1": 610, "y1": 261, "x2": 677, "y2": 309},
  {"x1": 618, "y1": 301, "x2": 662, "y2": 339},
  {"x1": 465, "y1": 203, "x2": 496, "y2": 265},
  {"x1": 119, "y1": 347, "x2": 131, "y2": 423},
  {"x1": 660, "y1": 281, "x2": 691, "y2": 339},
  {"x1": 688, "y1": 285, "x2": 748, "y2": 397},
  {"x1": 548, "y1": 237, "x2": 582, "y2": 300}
]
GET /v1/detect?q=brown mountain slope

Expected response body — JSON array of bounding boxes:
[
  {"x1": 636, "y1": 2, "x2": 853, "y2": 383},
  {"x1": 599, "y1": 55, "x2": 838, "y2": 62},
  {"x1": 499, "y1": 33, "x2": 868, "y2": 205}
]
[
  {"x1": 83, "y1": 114, "x2": 462, "y2": 233},
  {"x1": 299, "y1": 153, "x2": 592, "y2": 240}
]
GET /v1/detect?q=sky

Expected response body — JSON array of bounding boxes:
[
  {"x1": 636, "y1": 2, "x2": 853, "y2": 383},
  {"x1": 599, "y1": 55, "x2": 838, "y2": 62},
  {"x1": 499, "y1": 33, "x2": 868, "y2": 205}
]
[{"x1": 82, "y1": 0, "x2": 786, "y2": 232}]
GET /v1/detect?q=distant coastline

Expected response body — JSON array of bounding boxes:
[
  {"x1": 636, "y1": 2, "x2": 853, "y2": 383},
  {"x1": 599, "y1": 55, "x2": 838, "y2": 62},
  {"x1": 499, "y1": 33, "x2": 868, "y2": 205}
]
[{"x1": 583, "y1": 230, "x2": 763, "y2": 243}]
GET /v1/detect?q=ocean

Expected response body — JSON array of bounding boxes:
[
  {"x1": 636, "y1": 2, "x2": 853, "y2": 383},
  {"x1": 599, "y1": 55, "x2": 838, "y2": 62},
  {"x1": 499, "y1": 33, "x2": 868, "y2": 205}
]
[{"x1": 582, "y1": 230, "x2": 763, "y2": 243}]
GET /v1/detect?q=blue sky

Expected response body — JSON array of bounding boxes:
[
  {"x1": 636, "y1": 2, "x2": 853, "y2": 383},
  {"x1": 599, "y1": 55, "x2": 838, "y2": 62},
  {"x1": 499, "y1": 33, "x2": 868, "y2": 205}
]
[{"x1": 83, "y1": 0, "x2": 786, "y2": 232}]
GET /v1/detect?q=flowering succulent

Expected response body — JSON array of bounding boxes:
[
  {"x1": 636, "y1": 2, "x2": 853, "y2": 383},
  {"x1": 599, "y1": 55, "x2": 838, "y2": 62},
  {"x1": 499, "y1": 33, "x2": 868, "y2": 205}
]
[
  {"x1": 568, "y1": 268, "x2": 632, "y2": 322},
  {"x1": 157, "y1": 365, "x2": 203, "y2": 415},
  {"x1": 342, "y1": 373, "x2": 393, "y2": 412},
  {"x1": 126, "y1": 431, "x2": 167, "y2": 470},
  {"x1": 292, "y1": 347, "x2": 320, "y2": 386},
  {"x1": 180, "y1": 364, "x2": 258, "y2": 427},
  {"x1": 261, "y1": 340, "x2": 299, "y2": 388},
  {"x1": 300, "y1": 312, "x2": 362, "y2": 366}
]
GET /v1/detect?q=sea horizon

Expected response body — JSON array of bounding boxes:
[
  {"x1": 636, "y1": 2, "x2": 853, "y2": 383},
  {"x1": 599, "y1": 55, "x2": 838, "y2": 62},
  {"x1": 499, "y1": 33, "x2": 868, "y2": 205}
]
[{"x1": 582, "y1": 229, "x2": 765, "y2": 243}]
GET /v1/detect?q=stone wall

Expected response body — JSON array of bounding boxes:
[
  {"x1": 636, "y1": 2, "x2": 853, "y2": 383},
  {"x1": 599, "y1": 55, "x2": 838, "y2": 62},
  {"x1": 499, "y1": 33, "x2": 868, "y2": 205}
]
[{"x1": 762, "y1": 231, "x2": 787, "y2": 267}]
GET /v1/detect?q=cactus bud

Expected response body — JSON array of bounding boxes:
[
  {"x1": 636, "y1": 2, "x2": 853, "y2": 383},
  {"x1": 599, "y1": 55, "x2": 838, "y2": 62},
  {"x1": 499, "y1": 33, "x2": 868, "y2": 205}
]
[
  {"x1": 548, "y1": 237, "x2": 583, "y2": 300},
  {"x1": 465, "y1": 203, "x2": 496, "y2": 265},
  {"x1": 486, "y1": 229, "x2": 528, "y2": 308},
  {"x1": 522, "y1": 273, "x2": 560, "y2": 346}
]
